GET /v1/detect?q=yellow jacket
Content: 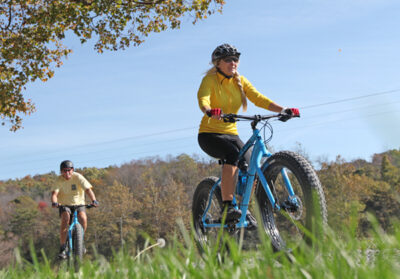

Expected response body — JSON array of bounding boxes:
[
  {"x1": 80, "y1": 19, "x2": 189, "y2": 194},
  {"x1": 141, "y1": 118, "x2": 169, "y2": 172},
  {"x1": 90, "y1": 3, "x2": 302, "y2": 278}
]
[{"x1": 197, "y1": 71, "x2": 273, "y2": 135}]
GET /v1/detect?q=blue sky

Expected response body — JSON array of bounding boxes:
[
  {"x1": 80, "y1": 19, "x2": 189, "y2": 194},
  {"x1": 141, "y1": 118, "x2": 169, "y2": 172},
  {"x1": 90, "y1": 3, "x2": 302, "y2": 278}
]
[{"x1": 1, "y1": 0, "x2": 400, "y2": 180}]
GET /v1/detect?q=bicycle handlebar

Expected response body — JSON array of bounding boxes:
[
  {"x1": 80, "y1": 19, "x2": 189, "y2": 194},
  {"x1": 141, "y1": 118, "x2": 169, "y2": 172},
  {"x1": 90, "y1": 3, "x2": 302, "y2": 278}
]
[
  {"x1": 221, "y1": 113, "x2": 282, "y2": 123},
  {"x1": 54, "y1": 203, "x2": 96, "y2": 209}
]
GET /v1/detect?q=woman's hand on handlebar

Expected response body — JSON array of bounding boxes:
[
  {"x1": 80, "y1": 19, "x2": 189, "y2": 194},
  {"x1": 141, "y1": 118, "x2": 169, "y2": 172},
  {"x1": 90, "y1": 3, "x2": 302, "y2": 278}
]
[
  {"x1": 279, "y1": 108, "x2": 300, "y2": 122},
  {"x1": 206, "y1": 108, "x2": 222, "y2": 120}
]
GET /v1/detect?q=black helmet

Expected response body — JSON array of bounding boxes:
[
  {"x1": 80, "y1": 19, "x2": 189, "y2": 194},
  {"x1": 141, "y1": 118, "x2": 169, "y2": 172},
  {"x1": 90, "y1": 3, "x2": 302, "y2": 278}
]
[
  {"x1": 60, "y1": 160, "x2": 74, "y2": 170},
  {"x1": 211, "y1": 44, "x2": 241, "y2": 62}
]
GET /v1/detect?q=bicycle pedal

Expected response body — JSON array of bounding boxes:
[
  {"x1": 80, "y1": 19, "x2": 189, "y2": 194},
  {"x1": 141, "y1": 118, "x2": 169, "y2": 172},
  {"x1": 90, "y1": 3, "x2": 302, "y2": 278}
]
[
  {"x1": 226, "y1": 218, "x2": 239, "y2": 229},
  {"x1": 227, "y1": 223, "x2": 237, "y2": 233}
]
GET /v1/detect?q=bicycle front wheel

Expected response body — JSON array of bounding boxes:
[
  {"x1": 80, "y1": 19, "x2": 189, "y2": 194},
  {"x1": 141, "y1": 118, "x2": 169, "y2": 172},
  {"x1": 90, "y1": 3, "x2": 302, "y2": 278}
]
[
  {"x1": 256, "y1": 151, "x2": 327, "y2": 251},
  {"x1": 192, "y1": 176, "x2": 223, "y2": 249},
  {"x1": 72, "y1": 223, "x2": 84, "y2": 269}
]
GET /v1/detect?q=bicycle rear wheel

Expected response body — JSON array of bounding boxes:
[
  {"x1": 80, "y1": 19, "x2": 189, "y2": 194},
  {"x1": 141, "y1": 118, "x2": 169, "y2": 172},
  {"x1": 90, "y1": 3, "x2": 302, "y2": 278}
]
[
  {"x1": 256, "y1": 151, "x2": 327, "y2": 251},
  {"x1": 192, "y1": 176, "x2": 223, "y2": 249}
]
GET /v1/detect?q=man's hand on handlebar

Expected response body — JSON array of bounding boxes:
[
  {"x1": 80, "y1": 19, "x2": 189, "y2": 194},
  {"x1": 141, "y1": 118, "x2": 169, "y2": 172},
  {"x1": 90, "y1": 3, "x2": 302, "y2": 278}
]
[
  {"x1": 279, "y1": 108, "x2": 300, "y2": 122},
  {"x1": 52, "y1": 202, "x2": 59, "y2": 208},
  {"x1": 91, "y1": 200, "x2": 99, "y2": 207}
]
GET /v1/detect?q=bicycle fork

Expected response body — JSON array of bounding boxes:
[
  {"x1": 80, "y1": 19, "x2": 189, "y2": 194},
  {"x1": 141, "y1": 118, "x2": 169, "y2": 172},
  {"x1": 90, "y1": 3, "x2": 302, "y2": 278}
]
[
  {"x1": 67, "y1": 211, "x2": 84, "y2": 256},
  {"x1": 246, "y1": 141, "x2": 300, "y2": 217},
  {"x1": 201, "y1": 133, "x2": 299, "y2": 229}
]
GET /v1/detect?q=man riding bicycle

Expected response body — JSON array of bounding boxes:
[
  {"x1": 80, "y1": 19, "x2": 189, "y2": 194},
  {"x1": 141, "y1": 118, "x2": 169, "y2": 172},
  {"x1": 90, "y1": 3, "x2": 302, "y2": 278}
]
[{"x1": 51, "y1": 160, "x2": 99, "y2": 259}]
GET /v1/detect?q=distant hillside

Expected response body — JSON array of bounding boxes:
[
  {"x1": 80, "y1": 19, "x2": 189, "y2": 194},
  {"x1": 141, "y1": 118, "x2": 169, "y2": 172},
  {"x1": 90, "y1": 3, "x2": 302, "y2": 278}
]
[{"x1": 0, "y1": 149, "x2": 399, "y2": 268}]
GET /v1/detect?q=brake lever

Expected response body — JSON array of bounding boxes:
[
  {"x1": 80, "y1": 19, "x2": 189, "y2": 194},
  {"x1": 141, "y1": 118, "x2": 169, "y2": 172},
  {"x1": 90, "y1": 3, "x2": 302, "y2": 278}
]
[{"x1": 222, "y1": 114, "x2": 237, "y2": 123}]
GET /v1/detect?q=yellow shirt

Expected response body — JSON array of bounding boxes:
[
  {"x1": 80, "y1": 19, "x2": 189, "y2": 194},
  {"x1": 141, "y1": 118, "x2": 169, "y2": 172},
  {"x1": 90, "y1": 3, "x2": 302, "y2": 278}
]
[
  {"x1": 197, "y1": 72, "x2": 273, "y2": 135},
  {"x1": 53, "y1": 172, "x2": 92, "y2": 206}
]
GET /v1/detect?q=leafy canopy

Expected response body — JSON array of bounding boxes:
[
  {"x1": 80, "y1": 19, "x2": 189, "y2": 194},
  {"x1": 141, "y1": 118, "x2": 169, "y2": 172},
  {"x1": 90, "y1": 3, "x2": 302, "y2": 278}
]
[{"x1": 0, "y1": 0, "x2": 225, "y2": 131}]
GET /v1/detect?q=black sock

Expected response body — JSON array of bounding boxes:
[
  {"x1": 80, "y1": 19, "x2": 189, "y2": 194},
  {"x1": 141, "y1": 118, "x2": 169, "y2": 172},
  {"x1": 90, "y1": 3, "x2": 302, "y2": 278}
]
[
  {"x1": 223, "y1": 201, "x2": 232, "y2": 208},
  {"x1": 60, "y1": 243, "x2": 67, "y2": 251}
]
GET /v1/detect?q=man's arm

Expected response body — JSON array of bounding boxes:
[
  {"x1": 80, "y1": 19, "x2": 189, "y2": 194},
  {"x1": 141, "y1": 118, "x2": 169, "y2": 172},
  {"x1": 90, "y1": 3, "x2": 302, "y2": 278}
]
[
  {"x1": 85, "y1": 188, "x2": 98, "y2": 206},
  {"x1": 51, "y1": 191, "x2": 59, "y2": 208}
]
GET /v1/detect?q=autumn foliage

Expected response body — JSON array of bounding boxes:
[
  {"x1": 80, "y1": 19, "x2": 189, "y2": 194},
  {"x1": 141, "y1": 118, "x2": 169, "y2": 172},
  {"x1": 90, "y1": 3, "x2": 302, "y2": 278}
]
[
  {"x1": 0, "y1": 0, "x2": 225, "y2": 131},
  {"x1": 0, "y1": 150, "x2": 399, "y2": 267}
]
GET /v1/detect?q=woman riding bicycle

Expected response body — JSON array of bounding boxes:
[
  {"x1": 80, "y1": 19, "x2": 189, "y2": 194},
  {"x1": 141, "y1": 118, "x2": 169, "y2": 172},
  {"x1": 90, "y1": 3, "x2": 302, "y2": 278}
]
[{"x1": 197, "y1": 43, "x2": 299, "y2": 226}]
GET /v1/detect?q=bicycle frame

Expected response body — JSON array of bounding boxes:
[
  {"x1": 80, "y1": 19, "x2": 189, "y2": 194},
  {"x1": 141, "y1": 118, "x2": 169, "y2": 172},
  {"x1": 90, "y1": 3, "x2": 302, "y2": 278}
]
[{"x1": 201, "y1": 115, "x2": 299, "y2": 229}]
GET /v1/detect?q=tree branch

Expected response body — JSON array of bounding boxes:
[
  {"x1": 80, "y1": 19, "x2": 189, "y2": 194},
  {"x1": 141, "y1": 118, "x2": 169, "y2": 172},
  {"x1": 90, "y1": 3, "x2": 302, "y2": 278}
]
[
  {"x1": 2, "y1": 2, "x2": 13, "y2": 30},
  {"x1": 71, "y1": 0, "x2": 95, "y2": 6},
  {"x1": 70, "y1": 0, "x2": 166, "y2": 8},
  {"x1": 131, "y1": 0, "x2": 167, "y2": 6}
]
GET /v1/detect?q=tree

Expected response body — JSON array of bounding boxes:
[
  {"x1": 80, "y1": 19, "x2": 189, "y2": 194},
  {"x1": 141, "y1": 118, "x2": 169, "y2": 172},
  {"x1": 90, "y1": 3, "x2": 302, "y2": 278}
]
[
  {"x1": 0, "y1": 0, "x2": 225, "y2": 131},
  {"x1": 87, "y1": 180, "x2": 140, "y2": 255},
  {"x1": 137, "y1": 167, "x2": 190, "y2": 240},
  {"x1": 6, "y1": 196, "x2": 41, "y2": 259},
  {"x1": 361, "y1": 181, "x2": 400, "y2": 234},
  {"x1": 318, "y1": 156, "x2": 373, "y2": 233},
  {"x1": 380, "y1": 155, "x2": 400, "y2": 188}
]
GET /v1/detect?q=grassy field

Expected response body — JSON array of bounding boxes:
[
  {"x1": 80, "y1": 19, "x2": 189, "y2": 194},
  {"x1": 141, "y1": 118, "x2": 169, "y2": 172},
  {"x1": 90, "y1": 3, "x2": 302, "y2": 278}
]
[{"x1": 1, "y1": 217, "x2": 399, "y2": 279}]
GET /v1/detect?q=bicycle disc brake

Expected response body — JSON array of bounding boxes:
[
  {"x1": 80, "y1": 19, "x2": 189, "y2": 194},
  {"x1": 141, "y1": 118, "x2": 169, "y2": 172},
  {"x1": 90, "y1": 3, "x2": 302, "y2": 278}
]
[{"x1": 281, "y1": 195, "x2": 303, "y2": 220}]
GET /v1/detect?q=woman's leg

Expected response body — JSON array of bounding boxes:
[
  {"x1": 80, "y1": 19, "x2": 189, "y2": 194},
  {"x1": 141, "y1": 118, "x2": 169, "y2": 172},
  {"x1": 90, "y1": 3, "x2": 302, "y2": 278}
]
[
  {"x1": 220, "y1": 164, "x2": 237, "y2": 201},
  {"x1": 198, "y1": 133, "x2": 244, "y2": 220}
]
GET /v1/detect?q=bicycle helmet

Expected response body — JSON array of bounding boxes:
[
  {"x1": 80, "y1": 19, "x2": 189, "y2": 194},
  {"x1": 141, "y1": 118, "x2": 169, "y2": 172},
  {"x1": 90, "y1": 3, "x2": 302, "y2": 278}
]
[
  {"x1": 60, "y1": 160, "x2": 74, "y2": 170},
  {"x1": 211, "y1": 44, "x2": 241, "y2": 62}
]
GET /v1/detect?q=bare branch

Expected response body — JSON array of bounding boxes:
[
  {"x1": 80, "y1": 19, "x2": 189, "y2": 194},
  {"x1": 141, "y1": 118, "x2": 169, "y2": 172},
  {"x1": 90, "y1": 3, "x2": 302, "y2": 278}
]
[
  {"x1": 71, "y1": 0, "x2": 95, "y2": 6},
  {"x1": 131, "y1": 0, "x2": 167, "y2": 6},
  {"x1": 2, "y1": 2, "x2": 13, "y2": 30}
]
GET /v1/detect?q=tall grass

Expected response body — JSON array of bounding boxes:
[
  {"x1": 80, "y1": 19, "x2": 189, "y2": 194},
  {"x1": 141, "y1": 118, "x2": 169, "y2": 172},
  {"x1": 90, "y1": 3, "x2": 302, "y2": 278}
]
[{"x1": 1, "y1": 216, "x2": 399, "y2": 279}]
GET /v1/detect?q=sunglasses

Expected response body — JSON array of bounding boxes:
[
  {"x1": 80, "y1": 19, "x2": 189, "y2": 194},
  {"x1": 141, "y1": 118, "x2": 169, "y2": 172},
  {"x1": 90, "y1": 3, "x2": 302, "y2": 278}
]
[
  {"x1": 62, "y1": 168, "x2": 73, "y2": 173},
  {"x1": 222, "y1": 57, "x2": 239, "y2": 63}
]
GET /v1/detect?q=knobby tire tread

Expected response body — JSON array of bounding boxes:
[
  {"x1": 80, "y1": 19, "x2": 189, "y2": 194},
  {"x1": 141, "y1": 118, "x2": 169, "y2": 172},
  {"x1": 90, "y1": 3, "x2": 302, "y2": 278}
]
[
  {"x1": 72, "y1": 222, "x2": 84, "y2": 270},
  {"x1": 256, "y1": 151, "x2": 327, "y2": 251},
  {"x1": 192, "y1": 176, "x2": 222, "y2": 249}
]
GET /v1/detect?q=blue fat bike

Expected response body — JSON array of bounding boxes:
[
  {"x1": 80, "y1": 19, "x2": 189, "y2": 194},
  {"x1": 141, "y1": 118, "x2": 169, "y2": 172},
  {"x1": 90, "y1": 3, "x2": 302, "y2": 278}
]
[
  {"x1": 58, "y1": 204, "x2": 94, "y2": 268},
  {"x1": 192, "y1": 113, "x2": 327, "y2": 251}
]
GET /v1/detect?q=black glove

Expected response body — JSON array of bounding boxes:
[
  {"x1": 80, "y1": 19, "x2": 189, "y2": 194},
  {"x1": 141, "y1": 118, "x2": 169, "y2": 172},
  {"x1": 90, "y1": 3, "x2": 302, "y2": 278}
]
[
  {"x1": 91, "y1": 200, "x2": 99, "y2": 207},
  {"x1": 279, "y1": 108, "x2": 300, "y2": 122}
]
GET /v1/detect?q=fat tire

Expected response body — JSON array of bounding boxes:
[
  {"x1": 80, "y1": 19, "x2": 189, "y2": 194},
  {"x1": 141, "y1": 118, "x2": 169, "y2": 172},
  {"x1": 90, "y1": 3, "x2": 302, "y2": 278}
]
[
  {"x1": 72, "y1": 222, "x2": 84, "y2": 270},
  {"x1": 192, "y1": 176, "x2": 223, "y2": 249},
  {"x1": 256, "y1": 151, "x2": 327, "y2": 251}
]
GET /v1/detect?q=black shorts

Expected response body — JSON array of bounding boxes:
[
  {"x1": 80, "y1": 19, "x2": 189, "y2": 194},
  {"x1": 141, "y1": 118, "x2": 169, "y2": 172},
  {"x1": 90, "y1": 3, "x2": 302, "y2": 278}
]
[
  {"x1": 198, "y1": 133, "x2": 251, "y2": 166},
  {"x1": 59, "y1": 205, "x2": 86, "y2": 217}
]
